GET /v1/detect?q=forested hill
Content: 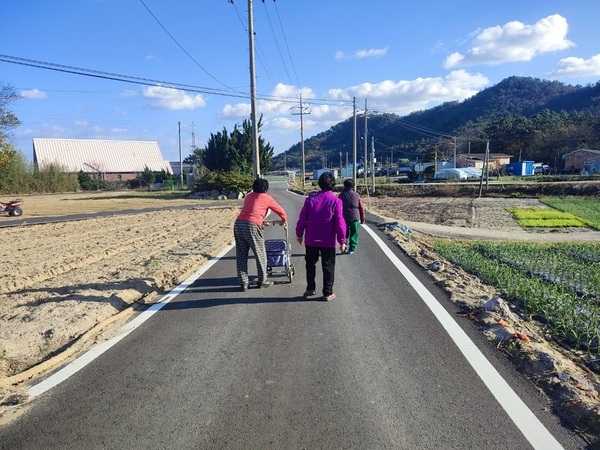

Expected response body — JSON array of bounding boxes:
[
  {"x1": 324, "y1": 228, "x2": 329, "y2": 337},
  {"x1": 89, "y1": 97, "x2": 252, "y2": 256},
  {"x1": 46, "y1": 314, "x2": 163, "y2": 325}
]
[{"x1": 272, "y1": 76, "x2": 600, "y2": 171}]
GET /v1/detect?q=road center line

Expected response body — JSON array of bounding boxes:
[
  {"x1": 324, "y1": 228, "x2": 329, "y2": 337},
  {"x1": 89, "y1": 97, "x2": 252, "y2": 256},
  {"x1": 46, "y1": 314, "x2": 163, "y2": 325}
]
[{"x1": 363, "y1": 226, "x2": 563, "y2": 450}]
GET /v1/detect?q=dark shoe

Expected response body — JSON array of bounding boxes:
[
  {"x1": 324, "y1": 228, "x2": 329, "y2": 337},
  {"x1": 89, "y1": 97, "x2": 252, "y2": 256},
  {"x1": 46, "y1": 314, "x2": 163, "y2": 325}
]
[
  {"x1": 323, "y1": 293, "x2": 336, "y2": 301},
  {"x1": 240, "y1": 284, "x2": 249, "y2": 292},
  {"x1": 303, "y1": 290, "x2": 316, "y2": 298},
  {"x1": 258, "y1": 280, "x2": 273, "y2": 288}
]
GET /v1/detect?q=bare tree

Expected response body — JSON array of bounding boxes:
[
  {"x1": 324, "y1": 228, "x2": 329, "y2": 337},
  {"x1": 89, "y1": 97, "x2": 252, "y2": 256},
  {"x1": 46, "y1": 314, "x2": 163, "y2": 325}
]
[{"x1": 0, "y1": 83, "x2": 21, "y2": 148}]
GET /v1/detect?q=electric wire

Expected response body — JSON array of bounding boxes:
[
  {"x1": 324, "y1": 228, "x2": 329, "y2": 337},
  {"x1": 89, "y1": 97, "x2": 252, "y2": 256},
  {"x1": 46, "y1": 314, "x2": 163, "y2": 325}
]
[
  {"x1": 138, "y1": 0, "x2": 243, "y2": 94},
  {"x1": 261, "y1": 0, "x2": 295, "y2": 92},
  {"x1": 273, "y1": 0, "x2": 301, "y2": 89},
  {"x1": 228, "y1": 0, "x2": 279, "y2": 90},
  {"x1": 0, "y1": 54, "x2": 339, "y2": 106}
]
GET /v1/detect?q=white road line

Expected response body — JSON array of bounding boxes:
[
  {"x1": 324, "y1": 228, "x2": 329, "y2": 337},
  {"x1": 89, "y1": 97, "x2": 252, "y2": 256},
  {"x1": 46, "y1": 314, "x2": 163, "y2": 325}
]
[
  {"x1": 363, "y1": 226, "x2": 564, "y2": 450},
  {"x1": 28, "y1": 243, "x2": 235, "y2": 398}
]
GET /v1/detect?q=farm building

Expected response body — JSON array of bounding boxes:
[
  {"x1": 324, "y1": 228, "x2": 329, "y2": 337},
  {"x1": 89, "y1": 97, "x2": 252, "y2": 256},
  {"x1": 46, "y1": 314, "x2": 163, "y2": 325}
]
[
  {"x1": 563, "y1": 149, "x2": 600, "y2": 174},
  {"x1": 33, "y1": 138, "x2": 172, "y2": 182},
  {"x1": 505, "y1": 161, "x2": 535, "y2": 176}
]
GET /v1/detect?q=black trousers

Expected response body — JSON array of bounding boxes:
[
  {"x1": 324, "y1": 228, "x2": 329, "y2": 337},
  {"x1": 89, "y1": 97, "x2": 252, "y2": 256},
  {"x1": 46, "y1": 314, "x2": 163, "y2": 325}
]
[{"x1": 304, "y1": 245, "x2": 336, "y2": 296}]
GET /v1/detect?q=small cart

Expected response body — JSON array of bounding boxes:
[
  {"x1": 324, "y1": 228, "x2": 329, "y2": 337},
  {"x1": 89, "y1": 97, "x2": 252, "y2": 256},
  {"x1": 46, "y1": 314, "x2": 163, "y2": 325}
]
[{"x1": 264, "y1": 220, "x2": 294, "y2": 283}]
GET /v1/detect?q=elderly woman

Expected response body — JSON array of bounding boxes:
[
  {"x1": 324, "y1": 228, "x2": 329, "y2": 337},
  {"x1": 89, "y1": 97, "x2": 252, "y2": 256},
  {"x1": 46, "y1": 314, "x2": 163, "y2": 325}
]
[
  {"x1": 234, "y1": 178, "x2": 287, "y2": 291},
  {"x1": 295, "y1": 172, "x2": 346, "y2": 301}
]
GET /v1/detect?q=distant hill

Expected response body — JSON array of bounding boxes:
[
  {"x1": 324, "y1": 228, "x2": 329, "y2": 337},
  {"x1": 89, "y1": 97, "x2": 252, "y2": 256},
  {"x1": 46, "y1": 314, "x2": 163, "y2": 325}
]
[{"x1": 272, "y1": 76, "x2": 600, "y2": 171}]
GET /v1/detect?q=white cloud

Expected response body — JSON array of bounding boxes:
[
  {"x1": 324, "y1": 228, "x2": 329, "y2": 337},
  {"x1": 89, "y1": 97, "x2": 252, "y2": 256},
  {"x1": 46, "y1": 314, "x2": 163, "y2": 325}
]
[
  {"x1": 217, "y1": 71, "x2": 490, "y2": 153},
  {"x1": 550, "y1": 54, "x2": 600, "y2": 78},
  {"x1": 326, "y1": 70, "x2": 489, "y2": 113},
  {"x1": 335, "y1": 47, "x2": 389, "y2": 60},
  {"x1": 142, "y1": 86, "x2": 206, "y2": 110},
  {"x1": 219, "y1": 84, "x2": 316, "y2": 120},
  {"x1": 20, "y1": 89, "x2": 47, "y2": 100},
  {"x1": 444, "y1": 14, "x2": 574, "y2": 68}
]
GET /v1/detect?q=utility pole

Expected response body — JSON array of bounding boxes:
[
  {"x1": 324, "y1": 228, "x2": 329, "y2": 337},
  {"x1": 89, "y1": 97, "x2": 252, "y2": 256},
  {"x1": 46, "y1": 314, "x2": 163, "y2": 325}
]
[
  {"x1": 478, "y1": 139, "x2": 490, "y2": 198},
  {"x1": 291, "y1": 94, "x2": 310, "y2": 188},
  {"x1": 352, "y1": 97, "x2": 357, "y2": 188},
  {"x1": 364, "y1": 99, "x2": 368, "y2": 187},
  {"x1": 178, "y1": 121, "x2": 183, "y2": 189},
  {"x1": 247, "y1": 0, "x2": 260, "y2": 178},
  {"x1": 371, "y1": 136, "x2": 375, "y2": 193},
  {"x1": 453, "y1": 136, "x2": 457, "y2": 169},
  {"x1": 191, "y1": 122, "x2": 195, "y2": 150}
]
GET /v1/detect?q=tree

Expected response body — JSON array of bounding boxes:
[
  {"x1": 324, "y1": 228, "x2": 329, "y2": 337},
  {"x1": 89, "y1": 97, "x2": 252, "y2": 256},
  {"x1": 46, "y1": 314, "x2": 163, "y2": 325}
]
[
  {"x1": 184, "y1": 145, "x2": 204, "y2": 167},
  {"x1": 201, "y1": 116, "x2": 274, "y2": 175},
  {"x1": 141, "y1": 166, "x2": 155, "y2": 185},
  {"x1": 0, "y1": 84, "x2": 21, "y2": 169}
]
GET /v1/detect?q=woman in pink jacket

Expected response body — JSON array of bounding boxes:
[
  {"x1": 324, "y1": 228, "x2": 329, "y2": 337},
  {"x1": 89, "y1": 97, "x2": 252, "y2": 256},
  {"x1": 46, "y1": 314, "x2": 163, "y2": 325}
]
[
  {"x1": 295, "y1": 172, "x2": 346, "y2": 301},
  {"x1": 234, "y1": 178, "x2": 287, "y2": 291}
]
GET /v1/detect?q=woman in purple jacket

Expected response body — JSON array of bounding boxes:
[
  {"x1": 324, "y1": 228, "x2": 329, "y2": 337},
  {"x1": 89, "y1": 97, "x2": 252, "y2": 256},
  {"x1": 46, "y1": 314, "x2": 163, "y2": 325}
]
[{"x1": 295, "y1": 172, "x2": 347, "y2": 301}]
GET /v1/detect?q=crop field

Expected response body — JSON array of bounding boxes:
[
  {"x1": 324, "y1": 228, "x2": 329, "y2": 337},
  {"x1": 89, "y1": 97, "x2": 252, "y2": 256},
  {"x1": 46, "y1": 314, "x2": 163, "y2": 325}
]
[
  {"x1": 540, "y1": 196, "x2": 600, "y2": 230},
  {"x1": 434, "y1": 240, "x2": 600, "y2": 359},
  {"x1": 508, "y1": 207, "x2": 586, "y2": 227}
]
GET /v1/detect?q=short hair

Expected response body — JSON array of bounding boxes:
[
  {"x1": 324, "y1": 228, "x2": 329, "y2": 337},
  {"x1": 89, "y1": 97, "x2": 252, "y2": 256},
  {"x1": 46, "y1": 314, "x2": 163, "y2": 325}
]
[
  {"x1": 343, "y1": 179, "x2": 354, "y2": 189},
  {"x1": 318, "y1": 172, "x2": 336, "y2": 191},
  {"x1": 252, "y1": 178, "x2": 269, "y2": 193}
]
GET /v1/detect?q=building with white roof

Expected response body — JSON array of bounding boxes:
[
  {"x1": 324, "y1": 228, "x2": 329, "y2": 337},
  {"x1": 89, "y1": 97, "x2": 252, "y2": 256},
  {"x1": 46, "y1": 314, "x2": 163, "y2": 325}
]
[{"x1": 33, "y1": 138, "x2": 172, "y2": 182}]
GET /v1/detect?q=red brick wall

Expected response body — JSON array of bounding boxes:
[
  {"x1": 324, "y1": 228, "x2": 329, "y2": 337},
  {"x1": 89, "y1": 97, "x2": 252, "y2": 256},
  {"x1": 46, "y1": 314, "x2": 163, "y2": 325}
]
[{"x1": 564, "y1": 150, "x2": 600, "y2": 171}]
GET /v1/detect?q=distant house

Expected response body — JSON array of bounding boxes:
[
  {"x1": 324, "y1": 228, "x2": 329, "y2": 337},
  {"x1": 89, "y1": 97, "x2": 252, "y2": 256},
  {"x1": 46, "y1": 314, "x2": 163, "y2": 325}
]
[
  {"x1": 33, "y1": 138, "x2": 172, "y2": 182},
  {"x1": 455, "y1": 153, "x2": 512, "y2": 171},
  {"x1": 169, "y1": 161, "x2": 194, "y2": 178},
  {"x1": 564, "y1": 149, "x2": 600, "y2": 174}
]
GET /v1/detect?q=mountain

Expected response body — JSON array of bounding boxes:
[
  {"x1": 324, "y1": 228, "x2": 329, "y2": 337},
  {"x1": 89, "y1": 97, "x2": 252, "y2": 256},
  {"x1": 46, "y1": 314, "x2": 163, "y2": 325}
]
[{"x1": 271, "y1": 76, "x2": 600, "y2": 171}]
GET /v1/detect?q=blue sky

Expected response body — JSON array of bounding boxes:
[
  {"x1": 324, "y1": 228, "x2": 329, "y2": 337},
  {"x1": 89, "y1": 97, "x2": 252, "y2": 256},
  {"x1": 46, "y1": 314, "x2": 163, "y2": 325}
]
[{"x1": 2, "y1": 1, "x2": 600, "y2": 163}]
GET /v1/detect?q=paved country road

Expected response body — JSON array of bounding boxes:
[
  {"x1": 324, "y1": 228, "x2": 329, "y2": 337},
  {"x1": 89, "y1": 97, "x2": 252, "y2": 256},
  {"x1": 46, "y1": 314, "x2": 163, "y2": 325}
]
[{"x1": 0, "y1": 183, "x2": 586, "y2": 449}]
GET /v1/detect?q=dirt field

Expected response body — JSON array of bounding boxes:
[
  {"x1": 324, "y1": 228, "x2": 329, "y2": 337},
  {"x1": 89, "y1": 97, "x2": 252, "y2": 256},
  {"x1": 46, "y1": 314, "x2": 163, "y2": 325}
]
[{"x1": 1, "y1": 191, "x2": 599, "y2": 443}]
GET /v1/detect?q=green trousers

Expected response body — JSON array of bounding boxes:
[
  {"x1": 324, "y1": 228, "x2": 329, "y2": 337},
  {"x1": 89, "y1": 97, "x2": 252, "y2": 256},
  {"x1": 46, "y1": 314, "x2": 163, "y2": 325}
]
[{"x1": 346, "y1": 220, "x2": 361, "y2": 251}]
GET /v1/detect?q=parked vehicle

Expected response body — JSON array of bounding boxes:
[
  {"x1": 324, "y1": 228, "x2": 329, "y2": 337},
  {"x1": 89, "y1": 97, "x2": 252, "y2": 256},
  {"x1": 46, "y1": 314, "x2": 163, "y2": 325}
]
[
  {"x1": 0, "y1": 199, "x2": 24, "y2": 216},
  {"x1": 533, "y1": 164, "x2": 552, "y2": 175}
]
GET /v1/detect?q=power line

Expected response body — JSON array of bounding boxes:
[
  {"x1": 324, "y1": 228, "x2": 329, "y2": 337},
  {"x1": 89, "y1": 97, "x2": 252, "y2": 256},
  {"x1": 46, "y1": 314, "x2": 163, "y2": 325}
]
[
  {"x1": 273, "y1": 0, "x2": 301, "y2": 89},
  {"x1": 0, "y1": 54, "x2": 242, "y2": 98},
  {"x1": 261, "y1": 0, "x2": 295, "y2": 91},
  {"x1": 138, "y1": 0, "x2": 242, "y2": 94}
]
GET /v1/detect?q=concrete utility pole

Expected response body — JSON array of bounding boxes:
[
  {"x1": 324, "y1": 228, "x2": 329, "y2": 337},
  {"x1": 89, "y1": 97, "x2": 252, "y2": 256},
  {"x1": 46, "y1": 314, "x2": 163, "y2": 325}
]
[
  {"x1": 364, "y1": 99, "x2": 368, "y2": 188},
  {"x1": 478, "y1": 139, "x2": 490, "y2": 198},
  {"x1": 352, "y1": 97, "x2": 357, "y2": 188},
  {"x1": 453, "y1": 136, "x2": 457, "y2": 169},
  {"x1": 291, "y1": 94, "x2": 310, "y2": 189},
  {"x1": 247, "y1": 0, "x2": 260, "y2": 178},
  {"x1": 371, "y1": 136, "x2": 376, "y2": 193},
  {"x1": 178, "y1": 121, "x2": 183, "y2": 189}
]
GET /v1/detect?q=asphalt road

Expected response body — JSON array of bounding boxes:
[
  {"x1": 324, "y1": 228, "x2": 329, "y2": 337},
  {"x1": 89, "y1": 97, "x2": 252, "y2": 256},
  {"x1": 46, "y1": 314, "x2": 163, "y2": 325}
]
[{"x1": 0, "y1": 182, "x2": 586, "y2": 449}]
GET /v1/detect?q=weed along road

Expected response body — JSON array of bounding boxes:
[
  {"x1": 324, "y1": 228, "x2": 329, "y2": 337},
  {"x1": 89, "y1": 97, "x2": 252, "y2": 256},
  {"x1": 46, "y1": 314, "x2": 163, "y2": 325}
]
[{"x1": 0, "y1": 182, "x2": 586, "y2": 449}]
